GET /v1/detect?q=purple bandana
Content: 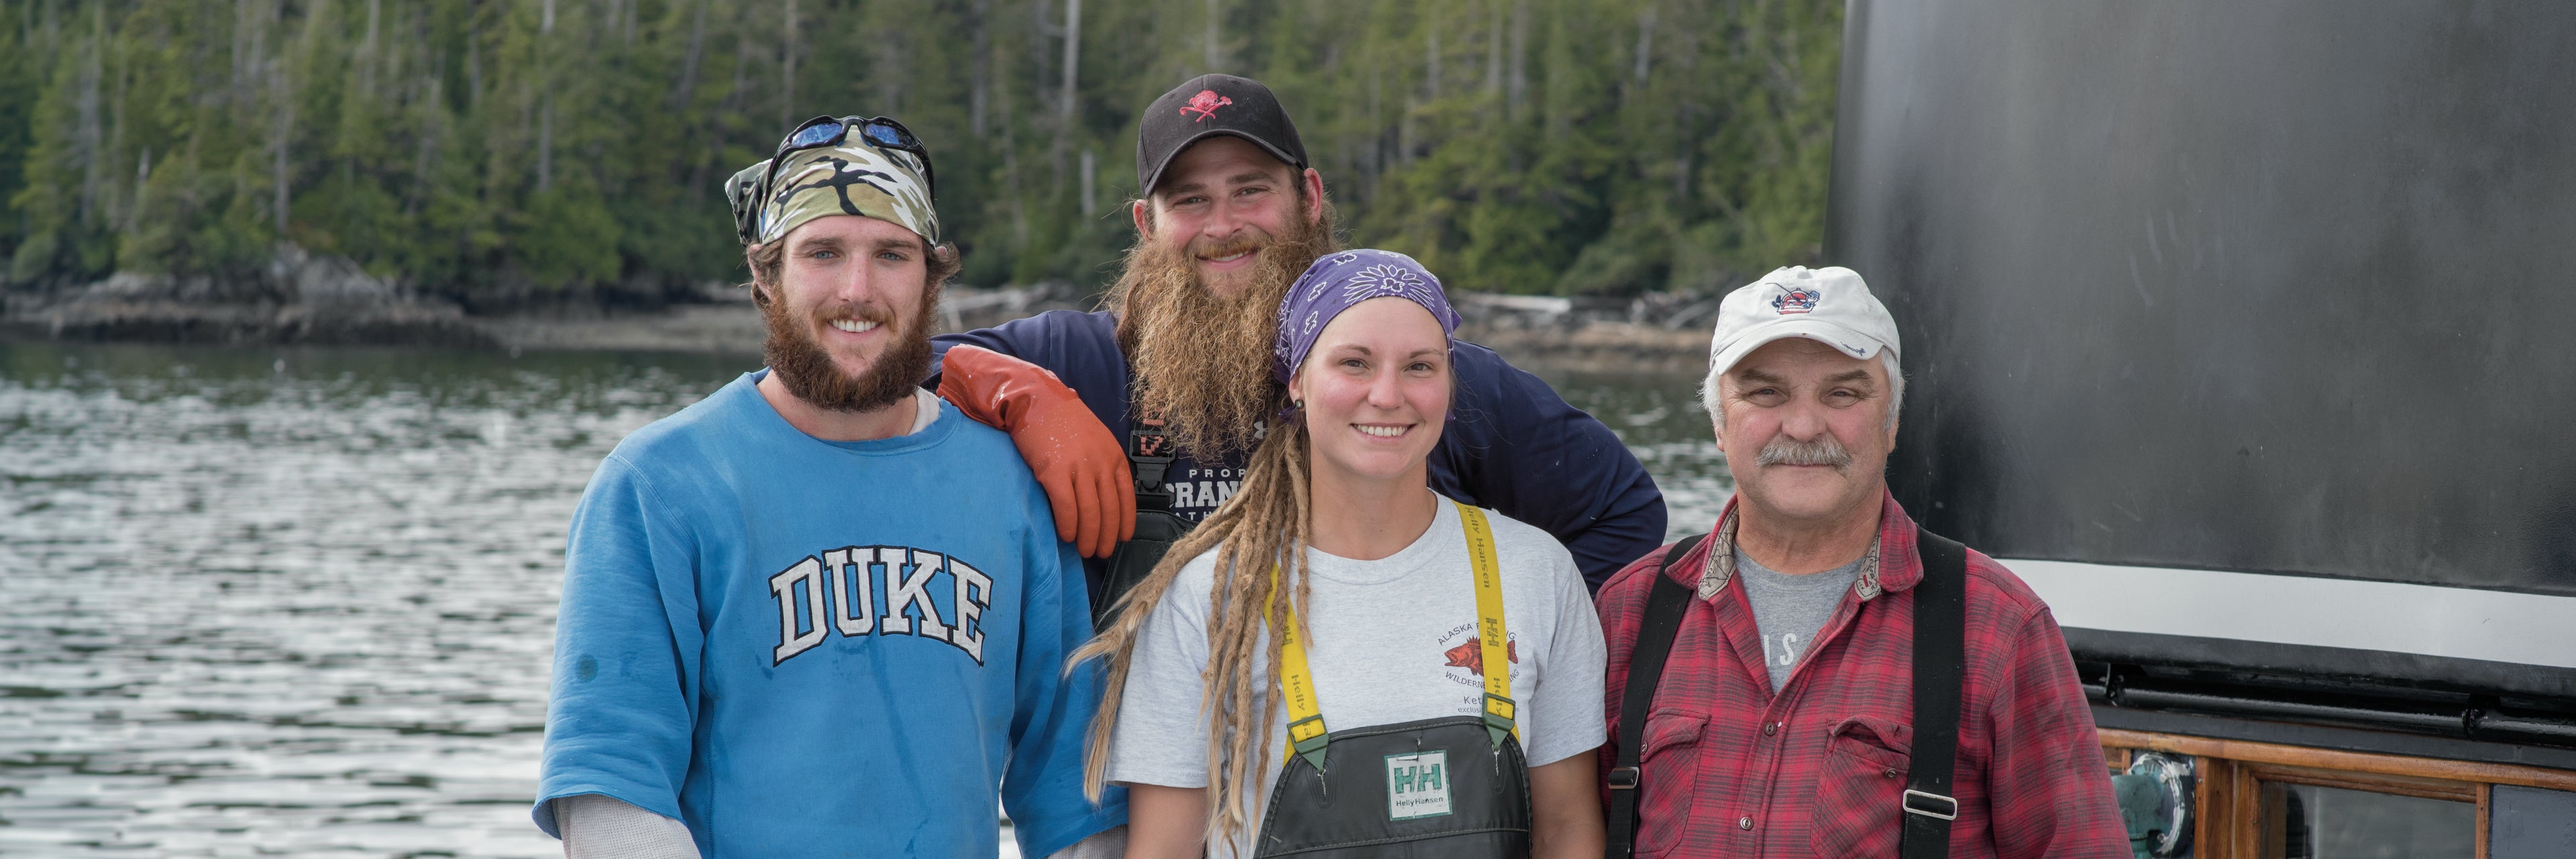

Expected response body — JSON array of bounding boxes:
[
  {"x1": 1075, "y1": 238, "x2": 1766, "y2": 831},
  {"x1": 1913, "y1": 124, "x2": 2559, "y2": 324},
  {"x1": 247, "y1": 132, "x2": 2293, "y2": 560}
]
[{"x1": 1271, "y1": 249, "x2": 1462, "y2": 385}]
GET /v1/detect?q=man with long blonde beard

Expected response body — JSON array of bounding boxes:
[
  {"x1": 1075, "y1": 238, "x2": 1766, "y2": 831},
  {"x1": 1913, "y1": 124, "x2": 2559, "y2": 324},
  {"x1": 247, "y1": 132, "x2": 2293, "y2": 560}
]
[{"x1": 932, "y1": 74, "x2": 1668, "y2": 621}]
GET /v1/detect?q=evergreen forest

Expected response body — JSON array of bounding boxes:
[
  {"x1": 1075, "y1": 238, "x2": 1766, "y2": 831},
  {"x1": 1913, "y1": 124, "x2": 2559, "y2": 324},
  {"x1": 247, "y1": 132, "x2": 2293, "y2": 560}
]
[{"x1": 0, "y1": 0, "x2": 1842, "y2": 305}]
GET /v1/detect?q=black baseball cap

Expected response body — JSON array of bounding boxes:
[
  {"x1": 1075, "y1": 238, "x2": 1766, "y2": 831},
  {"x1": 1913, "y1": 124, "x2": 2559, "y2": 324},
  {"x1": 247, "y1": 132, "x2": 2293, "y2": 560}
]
[{"x1": 1135, "y1": 74, "x2": 1311, "y2": 197}]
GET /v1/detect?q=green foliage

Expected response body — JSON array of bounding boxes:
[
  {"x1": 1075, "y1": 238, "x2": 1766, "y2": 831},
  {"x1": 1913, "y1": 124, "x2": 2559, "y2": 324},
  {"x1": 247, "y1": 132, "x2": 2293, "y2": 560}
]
[
  {"x1": 0, "y1": 0, "x2": 1839, "y2": 299},
  {"x1": 516, "y1": 186, "x2": 622, "y2": 287},
  {"x1": 0, "y1": 7, "x2": 37, "y2": 272}
]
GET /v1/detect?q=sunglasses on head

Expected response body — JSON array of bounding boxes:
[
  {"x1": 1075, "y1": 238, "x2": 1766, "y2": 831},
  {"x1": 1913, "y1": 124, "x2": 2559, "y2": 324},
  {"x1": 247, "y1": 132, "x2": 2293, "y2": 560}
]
[{"x1": 744, "y1": 114, "x2": 937, "y2": 241}]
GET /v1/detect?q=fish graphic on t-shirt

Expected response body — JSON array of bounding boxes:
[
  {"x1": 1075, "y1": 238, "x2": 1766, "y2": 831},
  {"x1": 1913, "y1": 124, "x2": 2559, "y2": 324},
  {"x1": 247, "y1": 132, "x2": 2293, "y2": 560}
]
[{"x1": 1441, "y1": 638, "x2": 1519, "y2": 674}]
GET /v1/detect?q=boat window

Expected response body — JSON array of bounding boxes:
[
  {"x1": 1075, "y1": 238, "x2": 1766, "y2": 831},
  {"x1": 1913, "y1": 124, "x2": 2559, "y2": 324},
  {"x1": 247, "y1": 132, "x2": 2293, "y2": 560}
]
[
  {"x1": 2100, "y1": 729, "x2": 2576, "y2": 858},
  {"x1": 2258, "y1": 782, "x2": 2475, "y2": 859},
  {"x1": 2489, "y1": 785, "x2": 2576, "y2": 859}
]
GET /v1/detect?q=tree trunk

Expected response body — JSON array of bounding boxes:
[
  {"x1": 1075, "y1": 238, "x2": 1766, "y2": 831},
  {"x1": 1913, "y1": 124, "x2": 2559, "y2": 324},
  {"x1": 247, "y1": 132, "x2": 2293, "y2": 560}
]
[
  {"x1": 670, "y1": 0, "x2": 706, "y2": 110},
  {"x1": 272, "y1": 62, "x2": 292, "y2": 234},
  {"x1": 971, "y1": 0, "x2": 989, "y2": 136},
  {"x1": 1060, "y1": 0, "x2": 1079, "y2": 121},
  {"x1": 1204, "y1": 0, "x2": 1221, "y2": 73},
  {"x1": 1508, "y1": 0, "x2": 1529, "y2": 115},
  {"x1": 466, "y1": 21, "x2": 480, "y2": 111},
  {"x1": 1425, "y1": 19, "x2": 1440, "y2": 100},
  {"x1": 1485, "y1": 0, "x2": 1502, "y2": 97},
  {"x1": 1080, "y1": 147, "x2": 1095, "y2": 217},
  {"x1": 76, "y1": 0, "x2": 102, "y2": 225},
  {"x1": 1634, "y1": 5, "x2": 1654, "y2": 87},
  {"x1": 538, "y1": 93, "x2": 553, "y2": 192},
  {"x1": 411, "y1": 79, "x2": 438, "y2": 215},
  {"x1": 130, "y1": 147, "x2": 150, "y2": 233},
  {"x1": 780, "y1": 0, "x2": 797, "y2": 130},
  {"x1": 994, "y1": 72, "x2": 1028, "y2": 250},
  {"x1": 360, "y1": 0, "x2": 379, "y2": 97}
]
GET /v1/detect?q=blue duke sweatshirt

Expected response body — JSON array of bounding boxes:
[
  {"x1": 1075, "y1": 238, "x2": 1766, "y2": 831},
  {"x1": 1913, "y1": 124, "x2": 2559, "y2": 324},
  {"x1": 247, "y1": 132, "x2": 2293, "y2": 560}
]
[{"x1": 536, "y1": 372, "x2": 1123, "y2": 858}]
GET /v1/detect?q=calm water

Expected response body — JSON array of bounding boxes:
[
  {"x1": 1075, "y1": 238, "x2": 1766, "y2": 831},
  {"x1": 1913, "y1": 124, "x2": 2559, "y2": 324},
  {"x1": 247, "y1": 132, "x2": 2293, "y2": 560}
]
[{"x1": 0, "y1": 339, "x2": 1728, "y2": 858}]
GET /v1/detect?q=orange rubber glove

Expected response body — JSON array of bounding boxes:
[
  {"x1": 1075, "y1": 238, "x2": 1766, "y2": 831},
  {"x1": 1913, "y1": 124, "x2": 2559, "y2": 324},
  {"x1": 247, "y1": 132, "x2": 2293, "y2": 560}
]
[{"x1": 936, "y1": 345, "x2": 1136, "y2": 558}]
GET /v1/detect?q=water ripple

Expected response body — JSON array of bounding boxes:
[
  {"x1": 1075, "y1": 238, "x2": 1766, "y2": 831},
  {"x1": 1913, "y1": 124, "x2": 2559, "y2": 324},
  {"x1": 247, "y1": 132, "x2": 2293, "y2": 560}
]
[
  {"x1": 0, "y1": 341, "x2": 1727, "y2": 857},
  {"x1": 1, "y1": 342, "x2": 738, "y2": 858}
]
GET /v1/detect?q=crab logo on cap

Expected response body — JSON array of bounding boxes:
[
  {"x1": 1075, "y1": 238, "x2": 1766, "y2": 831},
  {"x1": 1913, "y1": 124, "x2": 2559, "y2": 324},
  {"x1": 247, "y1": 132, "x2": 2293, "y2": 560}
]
[
  {"x1": 1770, "y1": 283, "x2": 1822, "y2": 314},
  {"x1": 1181, "y1": 90, "x2": 1234, "y2": 121}
]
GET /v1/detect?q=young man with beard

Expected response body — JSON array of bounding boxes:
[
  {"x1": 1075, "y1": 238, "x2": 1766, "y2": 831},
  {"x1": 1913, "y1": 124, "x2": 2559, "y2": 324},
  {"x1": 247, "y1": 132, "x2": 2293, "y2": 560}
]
[
  {"x1": 534, "y1": 116, "x2": 1121, "y2": 859},
  {"x1": 932, "y1": 74, "x2": 1668, "y2": 610}
]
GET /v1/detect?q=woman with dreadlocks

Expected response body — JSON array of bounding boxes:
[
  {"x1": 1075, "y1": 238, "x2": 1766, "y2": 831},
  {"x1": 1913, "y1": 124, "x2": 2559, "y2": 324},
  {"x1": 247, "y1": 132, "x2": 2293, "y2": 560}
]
[{"x1": 1076, "y1": 250, "x2": 1609, "y2": 859}]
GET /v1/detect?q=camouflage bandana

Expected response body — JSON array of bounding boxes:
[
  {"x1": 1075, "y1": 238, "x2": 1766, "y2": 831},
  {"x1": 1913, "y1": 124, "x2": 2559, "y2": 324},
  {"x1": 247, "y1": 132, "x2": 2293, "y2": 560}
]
[{"x1": 724, "y1": 139, "x2": 940, "y2": 247}]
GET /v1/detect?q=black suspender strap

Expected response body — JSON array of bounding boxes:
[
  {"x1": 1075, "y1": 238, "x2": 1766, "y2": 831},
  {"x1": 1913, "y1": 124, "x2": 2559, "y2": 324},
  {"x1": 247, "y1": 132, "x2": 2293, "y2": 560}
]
[
  {"x1": 1606, "y1": 525, "x2": 1968, "y2": 859},
  {"x1": 1604, "y1": 533, "x2": 1705, "y2": 859},
  {"x1": 1902, "y1": 527, "x2": 1971, "y2": 859}
]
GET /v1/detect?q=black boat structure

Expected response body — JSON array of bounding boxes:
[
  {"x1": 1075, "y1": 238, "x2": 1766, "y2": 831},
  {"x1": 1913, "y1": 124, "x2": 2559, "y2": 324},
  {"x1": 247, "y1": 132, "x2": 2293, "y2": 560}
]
[{"x1": 1827, "y1": 2, "x2": 2576, "y2": 856}]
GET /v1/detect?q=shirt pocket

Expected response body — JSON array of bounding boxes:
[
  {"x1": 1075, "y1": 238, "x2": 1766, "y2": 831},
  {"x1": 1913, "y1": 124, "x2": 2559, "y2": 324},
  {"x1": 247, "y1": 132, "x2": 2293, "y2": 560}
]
[
  {"x1": 1635, "y1": 709, "x2": 1709, "y2": 858},
  {"x1": 1812, "y1": 715, "x2": 1913, "y2": 859}
]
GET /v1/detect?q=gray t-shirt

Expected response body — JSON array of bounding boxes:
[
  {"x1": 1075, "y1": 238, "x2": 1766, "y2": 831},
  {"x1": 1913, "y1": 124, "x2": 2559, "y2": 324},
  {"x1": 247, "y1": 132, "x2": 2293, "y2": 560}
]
[
  {"x1": 1733, "y1": 549, "x2": 1864, "y2": 692},
  {"x1": 1105, "y1": 500, "x2": 1608, "y2": 859}
]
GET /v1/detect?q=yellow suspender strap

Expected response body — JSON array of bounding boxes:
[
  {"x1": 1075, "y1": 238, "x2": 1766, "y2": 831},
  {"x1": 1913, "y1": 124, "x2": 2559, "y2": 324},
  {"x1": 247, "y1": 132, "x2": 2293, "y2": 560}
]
[
  {"x1": 1456, "y1": 501, "x2": 1520, "y2": 749},
  {"x1": 1275, "y1": 580, "x2": 1331, "y2": 772},
  {"x1": 1275, "y1": 500, "x2": 1517, "y2": 773}
]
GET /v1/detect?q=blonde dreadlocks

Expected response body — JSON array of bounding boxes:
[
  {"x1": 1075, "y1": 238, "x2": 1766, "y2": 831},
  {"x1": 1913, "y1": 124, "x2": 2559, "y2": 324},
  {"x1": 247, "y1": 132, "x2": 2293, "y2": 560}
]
[{"x1": 1072, "y1": 400, "x2": 1318, "y2": 848}]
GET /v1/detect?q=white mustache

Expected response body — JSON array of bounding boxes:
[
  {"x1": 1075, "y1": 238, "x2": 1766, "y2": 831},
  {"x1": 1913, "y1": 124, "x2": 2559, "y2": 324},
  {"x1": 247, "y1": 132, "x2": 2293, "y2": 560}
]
[{"x1": 1756, "y1": 435, "x2": 1854, "y2": 469}]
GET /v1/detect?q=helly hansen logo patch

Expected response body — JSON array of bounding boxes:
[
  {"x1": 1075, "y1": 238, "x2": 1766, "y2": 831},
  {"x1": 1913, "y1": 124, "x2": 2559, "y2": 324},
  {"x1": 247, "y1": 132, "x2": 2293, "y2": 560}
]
[
  {"x1": 768, "y1": 546, "x2": 994, "y2": 666},
  {"x1": 1385, "y1": 750, "x2": 1452, "y2": 821}
]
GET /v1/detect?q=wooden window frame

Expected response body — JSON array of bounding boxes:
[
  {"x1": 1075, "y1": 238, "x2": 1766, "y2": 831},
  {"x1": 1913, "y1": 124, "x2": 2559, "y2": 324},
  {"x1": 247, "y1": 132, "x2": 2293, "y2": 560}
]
[{"x1": 2099, "y1": 728, "x2": 2576, "y2": 859}]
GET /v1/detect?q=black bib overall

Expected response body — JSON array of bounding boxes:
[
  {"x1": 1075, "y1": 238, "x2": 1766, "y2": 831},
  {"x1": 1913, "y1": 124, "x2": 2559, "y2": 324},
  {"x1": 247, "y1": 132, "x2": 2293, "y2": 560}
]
[{"x1": 1250, "y1": 502, "x2": 1534, "y2": 858}]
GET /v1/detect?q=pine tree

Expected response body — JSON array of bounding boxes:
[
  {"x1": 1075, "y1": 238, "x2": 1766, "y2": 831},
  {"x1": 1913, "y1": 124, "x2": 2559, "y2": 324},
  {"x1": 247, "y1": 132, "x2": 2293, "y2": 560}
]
[{"x1": 0, "y1": 0, "x2": 1840, "y2": 301}]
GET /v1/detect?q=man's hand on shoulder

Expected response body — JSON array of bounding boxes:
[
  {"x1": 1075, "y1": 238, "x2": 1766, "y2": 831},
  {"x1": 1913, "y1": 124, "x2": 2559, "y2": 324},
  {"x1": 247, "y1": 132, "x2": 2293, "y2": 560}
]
[{"x1": 936, "y1": 344, "x2": 1136, "y2": 557}]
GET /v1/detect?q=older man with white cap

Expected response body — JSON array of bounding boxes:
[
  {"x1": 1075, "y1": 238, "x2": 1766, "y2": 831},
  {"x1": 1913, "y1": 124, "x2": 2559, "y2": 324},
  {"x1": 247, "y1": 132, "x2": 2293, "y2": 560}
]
[{"x1": 1592, "y1": 267, "x2": 2127, "y2": 858}]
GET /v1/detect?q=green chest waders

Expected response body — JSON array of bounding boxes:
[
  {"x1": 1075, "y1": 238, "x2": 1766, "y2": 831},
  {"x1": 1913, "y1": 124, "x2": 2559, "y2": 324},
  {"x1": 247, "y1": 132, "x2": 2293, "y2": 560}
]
[{"x1": 1252, "y1": 502, "x2": 1535, "y2": 858}]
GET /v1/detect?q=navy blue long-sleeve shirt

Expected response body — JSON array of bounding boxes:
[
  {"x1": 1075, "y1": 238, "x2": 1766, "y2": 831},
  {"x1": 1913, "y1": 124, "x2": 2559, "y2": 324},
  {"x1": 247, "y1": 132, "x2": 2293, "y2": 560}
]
[{"x1": 930, "y1": 309, "x2": 1666, "y2": 593}]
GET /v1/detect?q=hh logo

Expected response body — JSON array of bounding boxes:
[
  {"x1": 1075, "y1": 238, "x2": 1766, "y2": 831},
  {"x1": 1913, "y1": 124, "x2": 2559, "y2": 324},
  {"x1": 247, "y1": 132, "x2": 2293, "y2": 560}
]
[
  {"x1": 1181, "y1": 90, "x2": 1233, "y2": 121},
  {"x1": 1441, "y1": 637, "x2": 1519, "y2": 674},
  {"x1": 1385, "y1": 750, "x2": 1452, "y2": 820},
  {"x1": 1770, "y1": 283, "x2": 1821, "y2": 314}
]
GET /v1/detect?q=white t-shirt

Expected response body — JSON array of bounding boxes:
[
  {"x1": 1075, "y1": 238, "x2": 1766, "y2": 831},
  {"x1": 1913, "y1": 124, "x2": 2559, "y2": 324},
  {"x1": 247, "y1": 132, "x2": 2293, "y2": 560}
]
[{"x1": 1104, "y1": 498, "x2": 1608, "y2": 858}]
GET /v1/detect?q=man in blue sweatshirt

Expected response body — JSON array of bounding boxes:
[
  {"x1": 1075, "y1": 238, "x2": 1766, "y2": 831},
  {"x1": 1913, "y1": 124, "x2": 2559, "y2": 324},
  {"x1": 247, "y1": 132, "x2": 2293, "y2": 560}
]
[
  {"x1": 535, "y1": 115, "x2": 1121, "y2": 858},
  {"x1": 931, "y1": 74, "x2": 1667, "y2": 605}
]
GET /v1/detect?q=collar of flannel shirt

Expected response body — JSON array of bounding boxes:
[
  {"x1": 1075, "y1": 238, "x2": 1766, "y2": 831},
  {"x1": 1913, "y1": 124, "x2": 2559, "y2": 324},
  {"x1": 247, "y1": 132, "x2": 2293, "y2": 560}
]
[{"x1": 1694, "y1": 489, "x2": 1923, "y2": 603}]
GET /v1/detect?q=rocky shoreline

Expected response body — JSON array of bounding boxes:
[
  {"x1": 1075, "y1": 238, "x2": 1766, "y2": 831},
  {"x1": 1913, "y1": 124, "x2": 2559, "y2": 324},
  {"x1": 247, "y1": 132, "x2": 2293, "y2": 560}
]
[
  {"x1": 5, "y1": 256, "x2": 1718, "y2": 370},
  {"x1": 4, "y1": 246, "x2": 494, "y2": 349}
]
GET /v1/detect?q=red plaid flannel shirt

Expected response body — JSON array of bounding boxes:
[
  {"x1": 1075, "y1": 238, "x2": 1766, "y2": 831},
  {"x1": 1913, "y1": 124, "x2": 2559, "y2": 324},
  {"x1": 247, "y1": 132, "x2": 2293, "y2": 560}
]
[{"x1": 1595, "y1": 492, "x2": 2129, "y2": 858}]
